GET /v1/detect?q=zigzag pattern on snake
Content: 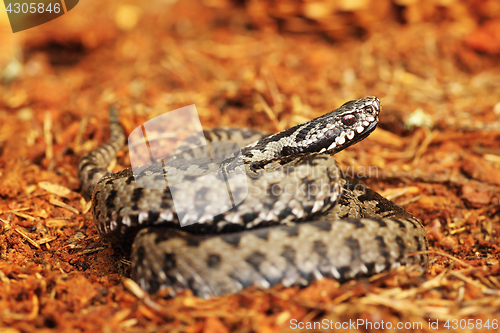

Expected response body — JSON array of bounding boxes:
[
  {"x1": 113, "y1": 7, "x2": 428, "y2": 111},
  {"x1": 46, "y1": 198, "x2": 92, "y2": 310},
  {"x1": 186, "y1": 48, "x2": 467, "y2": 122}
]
[{"x1": 78, "y1": 97, "x2": 428, "y2": 298}]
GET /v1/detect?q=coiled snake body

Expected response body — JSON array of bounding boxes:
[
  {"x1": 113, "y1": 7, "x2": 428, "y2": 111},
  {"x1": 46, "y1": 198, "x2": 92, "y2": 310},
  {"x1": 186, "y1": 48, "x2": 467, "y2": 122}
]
[{"x1": 78, "y1": 97, "x2": 428, "y2": 298}]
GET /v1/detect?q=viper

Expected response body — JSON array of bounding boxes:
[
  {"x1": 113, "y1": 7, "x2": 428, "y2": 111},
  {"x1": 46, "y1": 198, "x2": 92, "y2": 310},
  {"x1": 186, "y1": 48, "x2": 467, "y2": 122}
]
[{"x1": 78, "y1": 97, "x2": 428, "y2": 298}]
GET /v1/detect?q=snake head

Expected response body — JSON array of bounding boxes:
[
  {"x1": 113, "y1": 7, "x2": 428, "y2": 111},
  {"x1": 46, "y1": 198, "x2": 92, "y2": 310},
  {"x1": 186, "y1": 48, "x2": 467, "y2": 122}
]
[
  {"x1": 276, "y1": 96, "x2": 380, "y2": 157},
  {"x1": 319, "y1": 96, "x2": 380, "y2": 154},
  {"x1": 274, "y1": 96, "x2": 380, "y2": 158},
  {"x1": 243, "y1": 96, "x2": 381, "y2": 165}
]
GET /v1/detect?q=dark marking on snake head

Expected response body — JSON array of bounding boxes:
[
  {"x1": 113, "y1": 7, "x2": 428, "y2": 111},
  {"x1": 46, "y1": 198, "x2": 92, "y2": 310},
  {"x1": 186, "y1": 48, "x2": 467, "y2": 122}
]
[
  {"x1": 297, "y1": 123, "x2": 317, "y2": 141},
  {"x1": 207, "y1": 254, "x2": 221, "y2": 268},
  {"x1": 281, "y1": 146, "x2": 303, "y2": 156}
]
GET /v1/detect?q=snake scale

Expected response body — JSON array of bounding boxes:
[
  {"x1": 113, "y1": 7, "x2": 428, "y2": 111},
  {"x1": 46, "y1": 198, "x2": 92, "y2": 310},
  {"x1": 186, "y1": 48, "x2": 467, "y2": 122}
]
[{"x1": 78, "y1": 97, "x2": 428, "y2": 298}]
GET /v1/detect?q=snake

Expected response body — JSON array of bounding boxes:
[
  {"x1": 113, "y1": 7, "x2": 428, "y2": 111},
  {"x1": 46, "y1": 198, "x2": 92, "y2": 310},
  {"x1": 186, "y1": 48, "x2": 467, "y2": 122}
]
[{"x1": 78, "y1": 97, "x2": 428, "y2": 298}]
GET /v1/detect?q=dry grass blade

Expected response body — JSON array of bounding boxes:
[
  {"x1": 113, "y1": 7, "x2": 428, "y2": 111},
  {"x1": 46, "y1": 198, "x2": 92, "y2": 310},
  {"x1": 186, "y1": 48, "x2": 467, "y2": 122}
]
[
  {"x1": 14, "y1": 228, "x2": 40, "y2": 249},
  {"x1": 409, "y1": 250, "x2": 474, "y2": 269}
]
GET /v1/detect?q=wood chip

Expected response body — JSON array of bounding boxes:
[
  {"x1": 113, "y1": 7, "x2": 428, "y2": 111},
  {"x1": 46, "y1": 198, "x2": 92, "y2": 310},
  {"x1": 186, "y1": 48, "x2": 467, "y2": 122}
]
[
  {"x1": 82, "y1": 200, "x2": 92, "y2": 214},
  {"x1": 45, "y1": 218, "x2": 77, "y2": 228},
  {"x1": 123, "y1": 278, "x2": 146, "y2": 299},
  {"x1": 38, "y1": 181, "x2": 74, "y2": 199},
  {"x1": 12, "y1": 212, "x2": 36, "y2": 221},
  {"x1": 0, "y1": 207, "x2": 30, "y2": 214},
  {"x1": 49, "y1": 199, "x2": 80, "y2": 214}
]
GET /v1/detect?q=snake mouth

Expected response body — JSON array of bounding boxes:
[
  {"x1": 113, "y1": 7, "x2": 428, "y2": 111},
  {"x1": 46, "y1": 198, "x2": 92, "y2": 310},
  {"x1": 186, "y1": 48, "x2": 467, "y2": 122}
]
[
  {"x1": 361, "y1": 119, "x2": 378, "y2": 137},
  {"x1": 322, "y1": 118, "x2": 379, "y2": 155}
]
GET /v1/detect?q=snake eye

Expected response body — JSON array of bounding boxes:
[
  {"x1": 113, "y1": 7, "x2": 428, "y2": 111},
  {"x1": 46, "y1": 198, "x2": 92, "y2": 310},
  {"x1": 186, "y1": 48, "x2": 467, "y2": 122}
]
[{"x1": 341, "y1": 114, "x2": 357, "y2": 126}]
